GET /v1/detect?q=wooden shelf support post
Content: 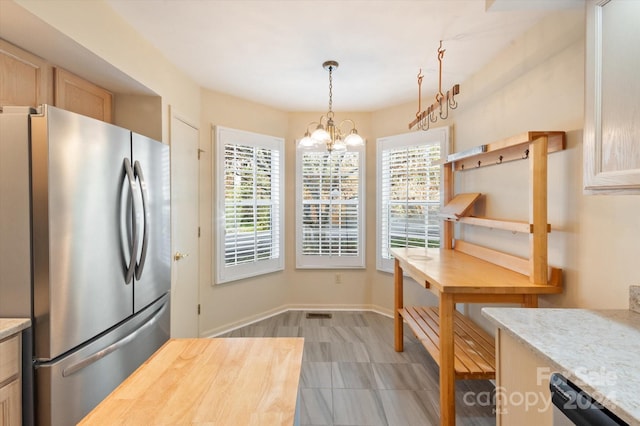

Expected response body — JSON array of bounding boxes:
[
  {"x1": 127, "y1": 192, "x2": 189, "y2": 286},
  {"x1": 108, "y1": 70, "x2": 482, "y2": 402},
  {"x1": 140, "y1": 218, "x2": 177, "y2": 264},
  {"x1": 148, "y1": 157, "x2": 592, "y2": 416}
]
[
  {"x1": 394, "y1": 259, "x2": 404, "y2": 352},
  {"x1": 442, "y1": 162, "x2": 454, "y2": 249},
  {"x1": 439, "y1": 293, "x2": 456, "y2": 426},
  {"x1": 529, "y1": 136, "x2": 548, "y2": 284}
]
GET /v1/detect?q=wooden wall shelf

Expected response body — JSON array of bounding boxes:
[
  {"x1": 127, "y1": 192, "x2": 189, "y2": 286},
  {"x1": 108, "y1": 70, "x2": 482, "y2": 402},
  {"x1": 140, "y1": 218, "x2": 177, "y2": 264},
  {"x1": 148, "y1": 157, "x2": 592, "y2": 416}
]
[
  {"x1": 439, "y1": 131, "x2": 565, "y2": 171},
  {"x1": 444, "y1": 216, "x2": 551, "y2": 234}
]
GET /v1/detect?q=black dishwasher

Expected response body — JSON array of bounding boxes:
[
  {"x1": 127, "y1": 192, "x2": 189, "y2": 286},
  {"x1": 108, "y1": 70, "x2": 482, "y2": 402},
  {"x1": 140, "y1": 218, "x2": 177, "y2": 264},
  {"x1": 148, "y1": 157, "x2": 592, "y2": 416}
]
[{"x1": 549, "y1": 373, "x2": 628, "y2": 426}]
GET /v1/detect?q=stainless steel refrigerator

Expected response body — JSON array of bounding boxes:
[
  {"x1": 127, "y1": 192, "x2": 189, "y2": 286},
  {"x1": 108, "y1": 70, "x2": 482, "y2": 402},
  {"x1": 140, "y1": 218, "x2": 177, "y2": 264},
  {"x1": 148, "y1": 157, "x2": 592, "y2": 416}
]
[{"x1": 0, "y1": 105, "x2": 171, "y2": 426}]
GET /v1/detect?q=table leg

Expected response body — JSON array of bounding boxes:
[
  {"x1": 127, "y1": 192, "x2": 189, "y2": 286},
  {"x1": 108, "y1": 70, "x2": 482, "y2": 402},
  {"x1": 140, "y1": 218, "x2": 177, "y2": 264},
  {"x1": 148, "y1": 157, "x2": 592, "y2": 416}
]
[
  {"x1": 394, "y1": 259, "x2": 404, "y2": 352},
  {"x1": 439, "y1": 293, "x2": 455, "y2": 426},
  {"x1": 523, "y1": 294, "x2": 538, "y2": 308}
]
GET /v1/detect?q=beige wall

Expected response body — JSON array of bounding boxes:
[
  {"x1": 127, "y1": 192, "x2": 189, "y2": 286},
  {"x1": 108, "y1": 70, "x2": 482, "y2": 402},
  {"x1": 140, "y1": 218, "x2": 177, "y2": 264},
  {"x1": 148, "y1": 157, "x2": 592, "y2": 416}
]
[
  {"x1": 198, "y1": 90, "x2": 290, "y2": 335},
  {"x1": 198, "y1": 107, "x2": 379, "y2": 336},
  {"x1": 285, "y1": 112, "x2": 374, "y2": 309},
  {"x1": 13, "y1": 0, "x2": 201, "y2": 135},
  {"x1": 371, "y1": 8, "x2": 640, "y2": 332},
  {"x1": 7, "y1": 2, "x2": 640, "y2": 337}
]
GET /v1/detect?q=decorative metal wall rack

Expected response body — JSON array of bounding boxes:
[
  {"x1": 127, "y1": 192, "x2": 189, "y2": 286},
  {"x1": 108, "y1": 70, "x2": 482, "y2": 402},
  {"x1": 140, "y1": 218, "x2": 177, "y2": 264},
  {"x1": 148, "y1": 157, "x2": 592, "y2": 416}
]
[{"x1": 409, "y1": 41, "x2": 460, "y2": 131}]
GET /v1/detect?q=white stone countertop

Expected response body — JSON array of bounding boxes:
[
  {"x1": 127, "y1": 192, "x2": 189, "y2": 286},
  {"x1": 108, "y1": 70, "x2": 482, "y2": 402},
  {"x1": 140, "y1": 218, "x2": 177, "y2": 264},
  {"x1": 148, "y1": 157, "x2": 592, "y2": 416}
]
[
  {"x1": 0, "y1": 318, "x2": 31, "y2": 340},
  {"x1": 482, "y1": 308, "x2": 640, "y2": 425}
]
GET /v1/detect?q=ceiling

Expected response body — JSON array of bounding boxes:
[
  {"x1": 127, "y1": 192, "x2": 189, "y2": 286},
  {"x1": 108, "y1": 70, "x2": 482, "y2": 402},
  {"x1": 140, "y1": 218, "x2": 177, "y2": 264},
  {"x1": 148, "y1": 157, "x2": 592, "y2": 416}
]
[
  {"x1": 103, "y1": 0, "x2": 583, "y2": 112},
  {"x1": 0, "y1": 1, "x2": 583, "y2": 112}
]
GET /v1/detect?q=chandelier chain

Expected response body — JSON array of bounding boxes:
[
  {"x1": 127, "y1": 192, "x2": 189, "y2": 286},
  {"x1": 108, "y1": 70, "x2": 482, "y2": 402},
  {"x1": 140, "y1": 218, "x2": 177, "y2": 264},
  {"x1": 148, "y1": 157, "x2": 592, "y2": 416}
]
[{"x1": 328, "y1": 65, "x2": 334, "y2": 116}]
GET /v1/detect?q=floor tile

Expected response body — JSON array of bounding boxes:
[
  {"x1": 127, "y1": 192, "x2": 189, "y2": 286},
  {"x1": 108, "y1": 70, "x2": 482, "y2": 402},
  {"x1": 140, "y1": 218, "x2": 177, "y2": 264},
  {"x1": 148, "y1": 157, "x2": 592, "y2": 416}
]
[
  {"x1": 301, "y1": 362, "x2": 332, "y2": 388},
  {"x1": 330, "y1": 341, "x2": 370, "y2": 363},
  {"x1": 300, "y1": 326, "x2": 334, "y2": 342},
  {"x1": 300, "y1": 388, "x2": 333, "y2": 425},
  {"x1": 332, "y1": 362, "x2": 376, "y2": 389},
  {"x1": 378, "y1": 389, "x2": 438, "y2": 426},
  {"x1": 372, "y1": 363, "x2": 437, "y2": 390},
  {"x1": 332, "y1": 389, "x2": 387, "y2": 425},
  {"x1": 304, "y1": 342, "x2": 332, "y2": 362}
]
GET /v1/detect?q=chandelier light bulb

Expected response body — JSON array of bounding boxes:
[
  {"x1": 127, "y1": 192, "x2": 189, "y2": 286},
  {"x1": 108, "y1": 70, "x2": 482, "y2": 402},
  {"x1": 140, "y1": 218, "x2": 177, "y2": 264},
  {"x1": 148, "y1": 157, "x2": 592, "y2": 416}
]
[
  {"x1": 332, "y1": 140, "x2": 347, "y2": 151},
  {"x1": 344, "y1": 130, "x2": 364, "y2": 146},
  {"x1": 311, "y1": 126, "x2": 330, "y2": 142},
  {"x1": 299, "y1": 131, "x2": 316, "y2": 147}
]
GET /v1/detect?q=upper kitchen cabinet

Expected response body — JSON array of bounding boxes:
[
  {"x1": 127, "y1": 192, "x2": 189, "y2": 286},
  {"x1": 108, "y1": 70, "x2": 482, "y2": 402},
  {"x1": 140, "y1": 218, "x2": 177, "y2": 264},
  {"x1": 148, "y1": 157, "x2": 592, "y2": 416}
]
[
  {"x1": 0, "y1": 39, "x2": 53, "y2": 108},
  {"x1": 1, "y1": 38, "x2": 113, "y2": 124},
  {"x1": 54, "y1": 68, "x2": 113, "y2": 124},
  {"x1": 584, "y1": 0, "x2": 640, "y2": 194}
]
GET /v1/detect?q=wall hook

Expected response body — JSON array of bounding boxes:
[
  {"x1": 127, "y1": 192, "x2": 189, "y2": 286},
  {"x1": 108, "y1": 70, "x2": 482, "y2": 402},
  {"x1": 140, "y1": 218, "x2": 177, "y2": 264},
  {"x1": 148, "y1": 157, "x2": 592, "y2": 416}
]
[{"x1": 522, "y1": 149, "x2": 529, "y2": 160}]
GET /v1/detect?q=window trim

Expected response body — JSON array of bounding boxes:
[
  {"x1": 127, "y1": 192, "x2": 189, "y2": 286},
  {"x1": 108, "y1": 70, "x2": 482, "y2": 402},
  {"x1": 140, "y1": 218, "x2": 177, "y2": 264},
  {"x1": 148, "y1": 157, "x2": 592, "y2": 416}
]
[
  {"x1": 376, "y1": 127, "x2": 449, "y2": 273},
  {"x1": 295, "y1": 144, "x2": 366, "y2": 269},
  {"x1": 213, "y1": 126, "x2": 285, "y2": 284}
]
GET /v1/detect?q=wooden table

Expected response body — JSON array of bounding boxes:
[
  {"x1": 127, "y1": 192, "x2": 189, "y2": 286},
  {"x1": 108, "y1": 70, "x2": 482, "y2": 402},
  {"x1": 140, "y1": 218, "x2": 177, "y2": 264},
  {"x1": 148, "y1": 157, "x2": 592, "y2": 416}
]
[
  {"x1": 392, "y1": 247, "x2": 562, "y2": 426},
  {"x1": 78, "y1": 337, "x2": 304, "y2": 425}
]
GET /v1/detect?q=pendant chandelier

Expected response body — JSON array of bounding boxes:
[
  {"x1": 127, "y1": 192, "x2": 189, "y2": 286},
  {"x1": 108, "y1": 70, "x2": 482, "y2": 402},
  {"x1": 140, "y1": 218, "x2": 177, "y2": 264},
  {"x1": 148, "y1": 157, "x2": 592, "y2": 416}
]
[{"x1": 299, "y1": 60, "x2": 364, "y2": 152}]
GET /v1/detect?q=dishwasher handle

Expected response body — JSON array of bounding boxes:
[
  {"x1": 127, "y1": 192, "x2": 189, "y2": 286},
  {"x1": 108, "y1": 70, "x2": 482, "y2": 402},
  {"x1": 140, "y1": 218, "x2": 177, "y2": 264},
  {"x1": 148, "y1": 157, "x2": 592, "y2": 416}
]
[{"x1": 549, "y1": 373, "x2": 628, "y2": 426}]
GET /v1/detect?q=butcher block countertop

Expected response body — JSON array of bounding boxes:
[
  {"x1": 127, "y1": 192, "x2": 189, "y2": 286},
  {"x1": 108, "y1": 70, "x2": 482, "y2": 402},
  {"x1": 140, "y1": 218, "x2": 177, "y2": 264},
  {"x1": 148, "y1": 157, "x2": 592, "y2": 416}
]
[
  {"x1": 0, "y1": 318, "x2": 30, "y2": 340},
  {"x1": 78, "y1": 337, "x2": 304, "y2": 425}
]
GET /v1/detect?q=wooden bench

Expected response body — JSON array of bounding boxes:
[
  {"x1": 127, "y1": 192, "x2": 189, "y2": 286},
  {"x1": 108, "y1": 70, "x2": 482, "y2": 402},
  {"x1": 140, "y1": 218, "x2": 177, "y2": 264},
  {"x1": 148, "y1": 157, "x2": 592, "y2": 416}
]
[{"x1": 400, "y1": 306, "x2": 495, "y2": 379}]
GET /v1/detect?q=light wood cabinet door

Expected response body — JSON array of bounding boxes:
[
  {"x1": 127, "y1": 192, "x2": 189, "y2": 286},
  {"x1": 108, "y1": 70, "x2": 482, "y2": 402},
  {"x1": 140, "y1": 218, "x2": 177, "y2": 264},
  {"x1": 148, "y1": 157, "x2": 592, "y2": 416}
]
[
  {"x1": 584, "y1": 0, "x2": 640, "y2": 193},
  {"x1": 0, "y1": 39, "x2": 53, "y2": 108},
  {"x1": 0, "y1": 380, "x2": 21, "y2": 426},
  {"x1": 0, "y1": 334, "x2": 21, "y2": 426},
  {"x1": 54, "y1": 67, "x2": 113, "y2": 123},
  {"x1": 496, "y1": 330, "x2": 553, "y2": 426}
]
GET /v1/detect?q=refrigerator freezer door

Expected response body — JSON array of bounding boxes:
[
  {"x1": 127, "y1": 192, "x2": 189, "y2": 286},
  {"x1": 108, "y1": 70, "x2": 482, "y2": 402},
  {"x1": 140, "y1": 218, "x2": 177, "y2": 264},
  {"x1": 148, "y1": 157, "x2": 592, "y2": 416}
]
[
  {"x1": 131, "y1": 133, "x2": 171, "y2": 312},
  {"x1": 34, "y1": 294, "x2": 169, "y2": 426},
  {"x1": 0, "y1": 108, "x2": 33, "y2": 317},
  {"x1": 30, "y1": 106, "x2": 134, "y2": 360}
]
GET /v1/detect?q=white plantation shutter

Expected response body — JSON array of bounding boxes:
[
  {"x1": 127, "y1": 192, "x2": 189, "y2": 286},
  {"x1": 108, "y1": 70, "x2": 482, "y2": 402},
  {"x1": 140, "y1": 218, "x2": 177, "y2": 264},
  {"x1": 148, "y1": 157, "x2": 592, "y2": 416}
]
[
  {"x1": 296, "y1": 147, "x2": 365, "y2": 268},
  {"x1": 215, "y1": 127, "x2": 284, "y2": 284},
  {"x1": 376, "y1": 128, "x2": 449, "y2": 272}
]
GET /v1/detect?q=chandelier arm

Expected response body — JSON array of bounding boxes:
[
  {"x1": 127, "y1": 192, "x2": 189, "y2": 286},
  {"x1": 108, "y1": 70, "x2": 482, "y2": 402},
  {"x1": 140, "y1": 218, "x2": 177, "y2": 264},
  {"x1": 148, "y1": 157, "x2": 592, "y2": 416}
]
[
  {"x1": 337, "y1": 118, "x2": 356, "y2": 130},
  {"x1": 306, "y1": 121, "x2": 321, "y2": 131}
]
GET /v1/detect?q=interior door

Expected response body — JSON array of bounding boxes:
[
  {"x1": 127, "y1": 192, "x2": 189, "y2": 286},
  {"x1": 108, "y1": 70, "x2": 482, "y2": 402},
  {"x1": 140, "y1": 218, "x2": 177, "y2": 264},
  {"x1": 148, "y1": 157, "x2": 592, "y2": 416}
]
[
  {"x1": 131, "y1": 133, "x2": 171, "y2": 312},
  {"x1": 169, "y1": 109, "x2": 200, "y2": 337}
]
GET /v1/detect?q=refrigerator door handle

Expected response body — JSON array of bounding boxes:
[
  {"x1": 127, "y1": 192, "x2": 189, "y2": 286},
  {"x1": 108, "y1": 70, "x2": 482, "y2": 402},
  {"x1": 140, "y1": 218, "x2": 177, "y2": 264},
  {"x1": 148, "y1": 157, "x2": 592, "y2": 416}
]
[
  {"x1": 133, "y1": 160, "x2": 150, "y2": 280},
  {"x1": 61, "y1": 299, "x2": 168, "y2": 378},
  {"x1": 124, "y1": 158, "x2": 140, "y2": 284}
]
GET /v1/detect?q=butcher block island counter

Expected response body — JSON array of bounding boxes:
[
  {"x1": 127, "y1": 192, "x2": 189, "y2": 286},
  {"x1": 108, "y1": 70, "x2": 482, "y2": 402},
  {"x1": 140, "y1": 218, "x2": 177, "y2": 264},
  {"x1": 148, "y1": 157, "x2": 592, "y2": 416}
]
[{"x1": 78, "y1": 337, "x2": 304, "y2": 425}]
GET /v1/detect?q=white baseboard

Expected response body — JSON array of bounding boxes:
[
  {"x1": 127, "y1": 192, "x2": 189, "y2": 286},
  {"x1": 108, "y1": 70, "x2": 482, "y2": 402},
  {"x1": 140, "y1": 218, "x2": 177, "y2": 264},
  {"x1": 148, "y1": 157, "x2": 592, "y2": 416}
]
[{"x1": 201, "y1": 303, "x2": 394, "y2": 338}]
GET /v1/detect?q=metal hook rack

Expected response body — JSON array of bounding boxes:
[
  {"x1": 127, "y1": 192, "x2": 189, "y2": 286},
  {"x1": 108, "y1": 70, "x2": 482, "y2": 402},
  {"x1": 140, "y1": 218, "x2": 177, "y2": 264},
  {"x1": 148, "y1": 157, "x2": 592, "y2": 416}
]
[{"x1": 409, "y1": 40, "x2": 460, "y2": 131}]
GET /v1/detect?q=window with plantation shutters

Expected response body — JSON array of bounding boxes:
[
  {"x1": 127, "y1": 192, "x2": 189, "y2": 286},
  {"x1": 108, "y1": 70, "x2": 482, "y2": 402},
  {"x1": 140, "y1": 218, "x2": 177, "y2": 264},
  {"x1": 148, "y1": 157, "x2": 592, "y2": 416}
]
[
  {"x1": 296, "y1": 146, "x2": 365, "y2": 268},
  {"x1": 214, "y1": 126, "x2": 284, "y2": 284},
  {"x1": 376, "y1": 127, "x2": 449, "y2": 273}
]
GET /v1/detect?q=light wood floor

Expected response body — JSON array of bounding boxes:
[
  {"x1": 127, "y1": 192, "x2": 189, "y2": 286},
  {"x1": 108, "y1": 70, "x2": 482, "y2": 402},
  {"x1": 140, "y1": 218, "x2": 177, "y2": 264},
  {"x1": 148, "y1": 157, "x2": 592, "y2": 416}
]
[{"x1": 221, "y1": 310, "x2": 496, "y2": 426}]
